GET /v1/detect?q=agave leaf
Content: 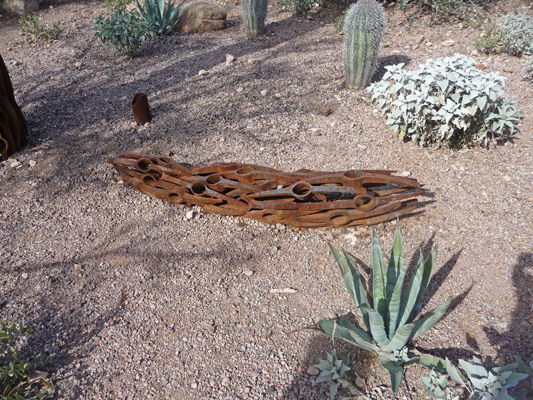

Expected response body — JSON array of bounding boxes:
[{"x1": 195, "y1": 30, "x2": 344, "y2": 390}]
[
  {"x1": 409, "y1": 297, "x2": 451, "y2": 341},
  {"x1": 367, "y1": 308, "x2": 389, "y2": 346},
  {"x1": 386, "y1": 224, "x2": 404, "y2": 302},
  {"x1": 136, "y1": 0, "x2": 149, "y2": 19},
  {"x1": 380, "y1": 360, "x2": 404, "y2": 393},
  {"x1": 319, "y1": 319, "x2": 378, "y2": 352},
  {"x1": 382, "y1": 323, "x2": 415, "y2": 353},
  {"x1": 167, "y1": 1, "x2": 183, "y2": 33},
  {"x1": 371, "y1": 228, "x2": 387, "y2": 317},
  {"x1": 412, "y1": 250, "x2": 436, "y2": 318},
  {"x1": 329, "y1": 244, "x2": 371, "y2": 329},
  {"x1": 387, "y1": 260, "x2": 407, "y2": 339},
  {"x1": 157, "y1": 0, "x2": 165, "y2": 24},
  {"x1": 397, "y1": 251, "x2": 425, "y2": 329}
]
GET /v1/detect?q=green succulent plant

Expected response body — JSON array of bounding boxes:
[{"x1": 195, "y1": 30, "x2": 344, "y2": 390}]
[
  {"x1": 315, "y1": 349, "x2": 351, "y2": 399},
  {"x1": 319, "y1": 223, "x2": 452, "y2": 392},
  {"x1": 458, "y1": 357, "x2": 529, "y2": 400},
  {"x1": 421, "y1": 369, "x2": 459, "y2": 400},
  {"x1": 343, "y1": 0, "x2": 386, "y2": 88},
  {"x1": 136, "y1": 0, "x2": 184, "y2": 35},
  {"x1": 241, "y1": 0, "x2": 268, "y2": 37}
]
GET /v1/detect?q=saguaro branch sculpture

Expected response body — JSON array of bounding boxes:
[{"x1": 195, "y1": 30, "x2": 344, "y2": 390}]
[
  {"x1": 108, "y1": 154, "x2": 426, "y2": 228},
  {"x1": 0, "y1": 53, "x2": 28, "y2": 161}
]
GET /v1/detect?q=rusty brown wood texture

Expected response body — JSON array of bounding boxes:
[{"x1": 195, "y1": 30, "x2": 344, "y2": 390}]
[
  {"x1": 107, "y1": 154, "x2": 426, "y2": 228},
  {"x1": 0, "y1": 53, "x2": 28, "y2": 161}
]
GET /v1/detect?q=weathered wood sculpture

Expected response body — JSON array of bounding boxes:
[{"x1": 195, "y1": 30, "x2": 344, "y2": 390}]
[
  {"x1": 0, "y1": 53, "x2": 28, "y2": 161},
  {"x1": 108, "y1": 154, "x2": 426, "y2": 228}
]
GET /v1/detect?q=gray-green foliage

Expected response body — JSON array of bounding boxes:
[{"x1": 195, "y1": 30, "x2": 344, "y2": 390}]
[
  {"x1": 398, "y1": 0, "x2": 492, "y2": 22},
  {"x1": 458, "y1": 357, "x2": 529, "y2": 400},
  {"x1": 421, "y1": 369, "x2": 459, "y2": 400},
  {"x1": 315, "y1": 350, "x2": 351, "y2": 399},
  {"x1": 368, "y1": 54, "x2": 521, "y2": 148},
  {"x1": 93, "y1": 9, "x2": 155, "y2": 57},
  {"x1": 0, "y1": 321, "x2": 53, "y2": 399},
  {"x1": 136, "y1": 0, "x2": 184, "y2": 35},
  {"x1": 499, "y1": 12, "x2": 533, "y2": 57},
  {"x1": 314, "y1": 350, "x2": 369, "y2": 400},
  {"x1": 343, "y1": 0, "x2": 386, "y2": 88},
  {"x1": 242, "y1": 0, "x2": 268, "y2": 36},
  {"x1": 319, "y1": 223, "x2": 451, "y2": 392}
]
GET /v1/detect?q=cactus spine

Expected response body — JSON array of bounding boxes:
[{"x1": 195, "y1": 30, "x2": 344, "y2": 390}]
[
  {"x1": 242, "y1": 0, "x2": 268, "y2": 37},
  {"x1": 343, "y1": 0, "x2": 386, "y2": 88}
]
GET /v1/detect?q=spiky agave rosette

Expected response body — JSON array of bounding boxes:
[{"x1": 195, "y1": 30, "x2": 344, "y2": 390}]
[
  {"x1": 319, "y1": 224, "x2": 453, "y2": 392},
  {"x1": 343, "y1": 0, "x2": 386, "y2": 88}
]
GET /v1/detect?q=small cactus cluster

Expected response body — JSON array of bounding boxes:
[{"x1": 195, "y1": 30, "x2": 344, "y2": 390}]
[
  {"x1": 343, "y1": 0, "x2": 386, "y2": 88},
  {"x1": 242, "y1": 0, "x2": 268, "y2": 37}
]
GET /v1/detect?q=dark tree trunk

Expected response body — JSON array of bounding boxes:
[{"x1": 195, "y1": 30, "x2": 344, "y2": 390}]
[{"x1": 0, "y1": 53, "x2": 28, "y2": 161}]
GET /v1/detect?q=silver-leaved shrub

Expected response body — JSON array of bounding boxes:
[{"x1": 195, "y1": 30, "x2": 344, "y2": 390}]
[
  {"x1": 499, "y1": 12, "x2": 533, "y2": 57},
  {"x1": 368, "y1": 54, "x2": 521, "y2": 148}
]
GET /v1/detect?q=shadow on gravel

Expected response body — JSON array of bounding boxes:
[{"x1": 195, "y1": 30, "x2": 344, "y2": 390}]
[
  {"x1": 373, "y1": 54, "x2": 411, "y2": 83},
  {"x1": 482, "y1": 252, "x2": 533, "y2": 364},
  {"x1": 279, "y1": 329, "x2": 373, "y2": 400}
]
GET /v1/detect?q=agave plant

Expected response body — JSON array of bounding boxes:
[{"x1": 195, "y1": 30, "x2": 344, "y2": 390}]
[
  {"x1": 319, "y1": 223, "x2": 452, "y2": 392},
  {"x1": 136, "y1": 0, "x2": 184, "y2": 35}
]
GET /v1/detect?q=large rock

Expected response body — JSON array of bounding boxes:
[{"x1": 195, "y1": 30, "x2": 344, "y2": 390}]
[
  {"x1": 1, "y1": 0, "x2": 41, "y2": 14},
  {"x1": 175, "y1": 2, "x2": 226, "y2": 33}
]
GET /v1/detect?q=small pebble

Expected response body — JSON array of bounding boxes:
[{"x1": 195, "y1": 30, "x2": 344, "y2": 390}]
[
  {"x1": 198, "y1": 70, "x2": 208, "y2": 76},
  {"x1": 306, "y1": 365, "x2": 319, "y2": 376}
]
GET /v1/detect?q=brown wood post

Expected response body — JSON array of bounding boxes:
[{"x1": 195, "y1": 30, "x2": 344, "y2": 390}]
[{"x1": 0, "y1": 52, "x2": 28, "y2": 161}]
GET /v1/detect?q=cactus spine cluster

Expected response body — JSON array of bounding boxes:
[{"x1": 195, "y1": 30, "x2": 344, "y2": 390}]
[
  {"x1": 242, "y1": 0, "x2": 268, "y2": 37},
  {"x1": 343, "y1": 0, "x2": 386, "y2": 88}
]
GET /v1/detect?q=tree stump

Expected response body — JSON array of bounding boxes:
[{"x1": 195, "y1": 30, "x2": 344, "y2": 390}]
[{"x1": 0, "y1": 53, "x2": 28, "y2": 161}]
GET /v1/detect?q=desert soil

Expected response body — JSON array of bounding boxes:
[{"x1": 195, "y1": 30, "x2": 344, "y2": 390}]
[{"x1": 0, "y1": 0, "x2": 532, "y2": 398}]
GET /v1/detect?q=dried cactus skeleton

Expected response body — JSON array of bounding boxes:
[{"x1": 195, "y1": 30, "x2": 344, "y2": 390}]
[{"x1": 107, "y1": 154, "x2": 426, "y2": 228}]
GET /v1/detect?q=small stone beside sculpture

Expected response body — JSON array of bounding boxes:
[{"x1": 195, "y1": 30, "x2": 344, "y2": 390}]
[{"x1": 0, "y1": 53, "x2": 28, "y2": 161}]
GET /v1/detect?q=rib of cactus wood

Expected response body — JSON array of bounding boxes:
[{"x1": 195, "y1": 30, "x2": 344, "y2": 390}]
[{"x1": 107, "y1": 154, "x2": 426, "y2": 228}]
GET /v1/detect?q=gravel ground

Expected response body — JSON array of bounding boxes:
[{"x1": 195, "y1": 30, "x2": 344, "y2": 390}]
[{"x1": 0, "y1": 0, "x2": 532, "y2": 399}]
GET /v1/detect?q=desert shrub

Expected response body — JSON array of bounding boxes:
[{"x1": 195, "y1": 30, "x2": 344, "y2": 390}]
[
  {"x1": 368, "y1": 54, "x2": 521, "y2": 148},
  {"x1": 93, "y1": 8, "x2": 155, "y2": 57},
  {"x1": 18, "y1": 14, "x2": 63, "y2": 42},
  {"x1": 319, "y1": 223, "x2": 452, "y2": 392},
  {"x1": 281, "y1": 0, "x2": 316, "y2": 15},
  {"x1": 0, "y1": 320, "x2": 53, "y2": 399},
  {"x1": 398, "y1": 0, "x2": 493, "y2": 21},
  {"x1": 136, "y1": 0, "x2": 184, "y2": 35},
  {"x1": 333, "y1": 9, "x2": 347, "y2": 33},
  {"x1": 102, "y1": 0, "x2": 133, "y2": 12},
  {"x1": 499, "y1": 12, "x2": 533, "y2": 57},
  {"x1": 476, "y1": 21, "x2": 505, "y2": 54}
]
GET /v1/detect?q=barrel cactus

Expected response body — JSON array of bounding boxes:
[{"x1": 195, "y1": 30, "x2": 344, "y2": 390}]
[
  {"x1": 242, "y1": 0, "x2": 268, "y2": 37},
  {"x1": 343, "y1": 0, "x2": 386, "y2": 88}
]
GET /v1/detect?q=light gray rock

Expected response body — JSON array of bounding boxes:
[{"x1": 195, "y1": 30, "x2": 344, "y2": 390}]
[{"x1": 2, "y1": 0, "x2": 41, "y2": 14}]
